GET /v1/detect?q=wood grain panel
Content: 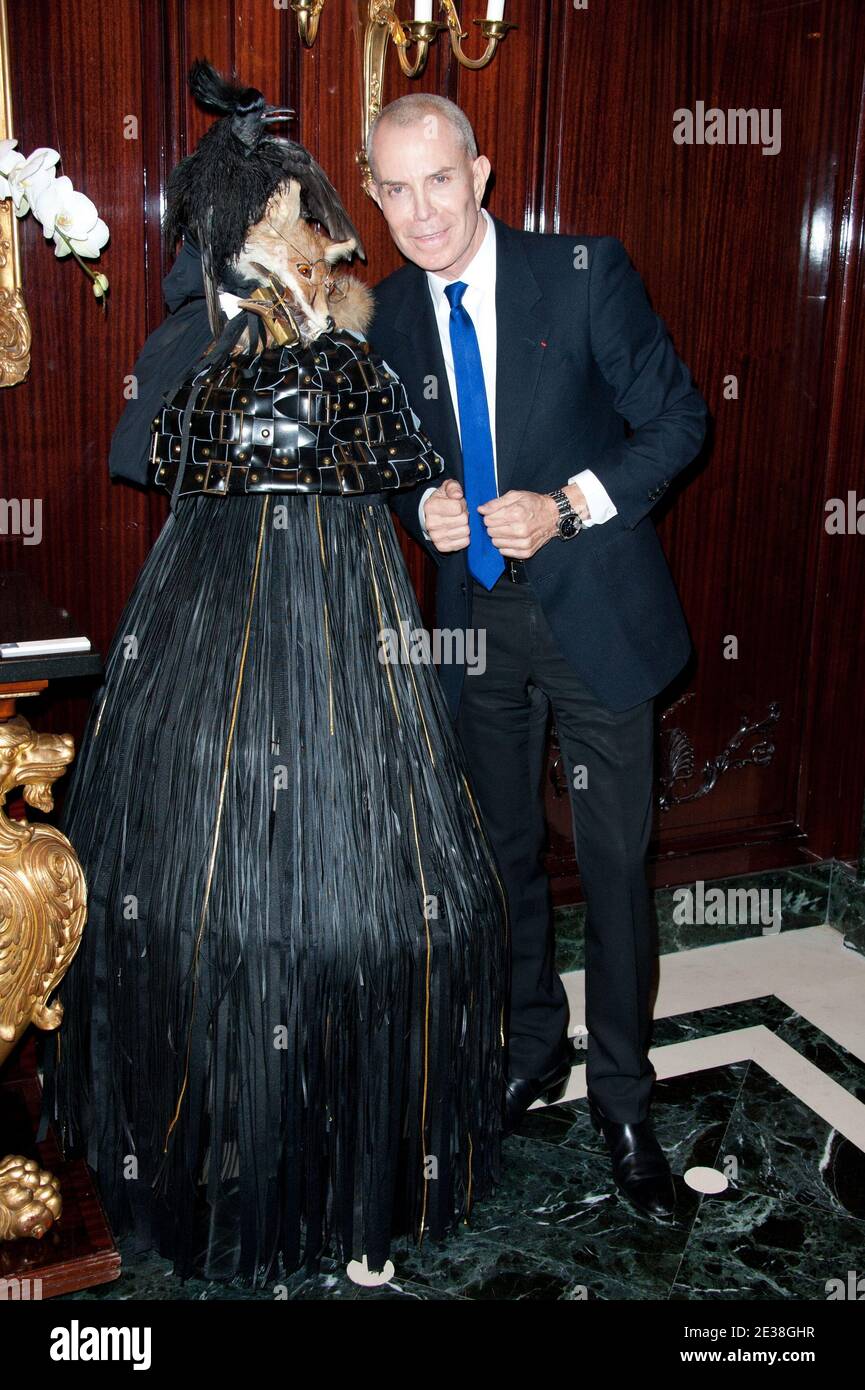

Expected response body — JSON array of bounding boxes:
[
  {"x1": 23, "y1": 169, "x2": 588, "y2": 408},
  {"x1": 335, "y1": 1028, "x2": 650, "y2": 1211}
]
[
  {"x1": 1, "y1": 0, "x2": 862, "y2": 873},
  {"x1": 540, "y1": 0, "x2": 865, "y2": 866},
  {"x1": 3, "y1": 0, "x2": 158, "y2": 746}
]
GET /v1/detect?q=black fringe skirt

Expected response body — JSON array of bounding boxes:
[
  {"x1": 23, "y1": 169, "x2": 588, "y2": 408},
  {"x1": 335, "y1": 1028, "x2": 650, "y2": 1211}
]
[{"x1": 41, "y1": 490, "x2": 508, "y2": 1285}]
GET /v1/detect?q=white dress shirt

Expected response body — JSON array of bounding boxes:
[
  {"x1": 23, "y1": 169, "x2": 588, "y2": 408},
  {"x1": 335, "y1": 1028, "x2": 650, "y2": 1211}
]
[{"x1": 418, "y1": 207, "x2": 618, "y2": 537}]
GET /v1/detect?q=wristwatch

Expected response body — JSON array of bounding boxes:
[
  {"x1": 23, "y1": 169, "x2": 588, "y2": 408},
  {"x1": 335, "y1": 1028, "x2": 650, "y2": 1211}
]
[{"x1": 549, "y1": 487, "x2": 583, "y2": 540}]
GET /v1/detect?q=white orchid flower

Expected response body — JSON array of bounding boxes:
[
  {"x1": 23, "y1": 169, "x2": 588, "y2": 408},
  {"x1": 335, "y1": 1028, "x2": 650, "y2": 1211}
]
[
  {"x1": 32, "y1": 175, "x2": 108, "y2": 258},
  {"x1": 35, "y1": 174, "x2": 97, "y2": 237},
  {"x1": 6, "y1": 145, "x2": 60, "y2": 217},
  {"x1": 0, "y1": 141, "x2": 109, "y2": 304},
  {"x1": 0, "y1": 152, "x2": 23, "y2": 199},
  {"x1": 53, "y1": 215, "x2": 109, "y2": 260},
  {"x1": 0, "y1": 137, "x2": 24, "y2": 199}
]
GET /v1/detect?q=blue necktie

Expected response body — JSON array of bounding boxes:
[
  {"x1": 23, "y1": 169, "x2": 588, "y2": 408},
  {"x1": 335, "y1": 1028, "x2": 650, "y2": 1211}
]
[{"x1": 445, "y1": 280, "x2": 504, "y2": 589}]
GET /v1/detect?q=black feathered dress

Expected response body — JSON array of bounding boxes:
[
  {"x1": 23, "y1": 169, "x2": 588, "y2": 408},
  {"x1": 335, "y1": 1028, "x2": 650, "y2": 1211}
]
[{"x1": 40, "y1": 246, "x2": 508, "y2": 1286}]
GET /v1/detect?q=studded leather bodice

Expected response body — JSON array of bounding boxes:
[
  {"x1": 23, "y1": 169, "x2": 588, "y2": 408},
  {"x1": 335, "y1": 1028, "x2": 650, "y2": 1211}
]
[{"x1": 149, "y1": 330, "x2": 444, "y2": 501}]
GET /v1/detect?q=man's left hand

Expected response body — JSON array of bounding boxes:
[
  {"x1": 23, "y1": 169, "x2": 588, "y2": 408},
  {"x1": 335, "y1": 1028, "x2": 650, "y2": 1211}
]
[{"x1": 478, "y1": 485, "x2": 589, "y2": 558}]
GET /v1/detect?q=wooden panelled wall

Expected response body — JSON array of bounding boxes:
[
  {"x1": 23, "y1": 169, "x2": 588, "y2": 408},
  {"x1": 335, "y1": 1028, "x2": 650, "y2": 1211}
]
[{"x1": 2, "y1": 0, "x2": 864, "y2": 893}]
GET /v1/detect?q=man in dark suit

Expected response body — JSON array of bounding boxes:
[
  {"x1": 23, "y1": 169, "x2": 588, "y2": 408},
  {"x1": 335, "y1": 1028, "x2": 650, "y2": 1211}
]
[{"x1": 366, "y1": 95, "x2": 707, "y2": 1220}]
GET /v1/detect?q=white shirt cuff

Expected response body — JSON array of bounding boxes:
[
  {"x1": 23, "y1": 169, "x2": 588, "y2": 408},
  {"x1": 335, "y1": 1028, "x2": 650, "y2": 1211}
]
[
  {"x1": 567, "y1": 469, "x2": 618, "y2": 527},
  {"x1": 418, "y1": 485, "x2": 438, "y2": 541}
]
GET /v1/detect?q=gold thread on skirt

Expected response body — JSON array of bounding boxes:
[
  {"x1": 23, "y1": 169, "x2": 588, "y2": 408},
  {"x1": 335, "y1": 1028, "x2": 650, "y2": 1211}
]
[
  {"x1": 407, "y1": 779, "x2": 432, "y2": 1243},
  {"x1": 163, "y1": 494, "x2": 272, "y2": 1149},
  {"x1": 92, "y1": 682, "x2": 111, "y2": 740},
  {"x1": 360, "y1": 510, "x2": 400, "y2": 727},
  {"x1": 374, "y1": 520, "x2": 435, "y2": 767},
  {"x1": 377, "y1": 512, "x2": 502, "y2": 1185}
]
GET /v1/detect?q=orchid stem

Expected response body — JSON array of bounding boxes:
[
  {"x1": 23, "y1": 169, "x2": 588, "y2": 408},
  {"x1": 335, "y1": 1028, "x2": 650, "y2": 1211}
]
[{"x1": 54, "y1": 226, "x2": 108, "y2": 312}]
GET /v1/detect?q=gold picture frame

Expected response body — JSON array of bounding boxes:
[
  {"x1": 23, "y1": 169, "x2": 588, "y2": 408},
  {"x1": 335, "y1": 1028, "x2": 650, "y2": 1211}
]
[{"x1": 0, "y1": 0, "x2": 31, "y2": 386}]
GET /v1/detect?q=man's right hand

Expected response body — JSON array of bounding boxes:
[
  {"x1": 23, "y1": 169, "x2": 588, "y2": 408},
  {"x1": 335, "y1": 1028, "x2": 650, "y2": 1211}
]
[{"x1": 423, "y1": 478, "x2": 470, "y2": 552}]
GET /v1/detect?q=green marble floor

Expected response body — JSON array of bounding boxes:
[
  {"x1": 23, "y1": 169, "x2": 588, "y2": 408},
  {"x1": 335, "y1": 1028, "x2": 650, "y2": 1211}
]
[
  {"x1": 52, "y1": 860, "x2": 865, "y2": 1302},
  {"x1": 554, "y1": 859, "x2": 859, "y2": 972}
]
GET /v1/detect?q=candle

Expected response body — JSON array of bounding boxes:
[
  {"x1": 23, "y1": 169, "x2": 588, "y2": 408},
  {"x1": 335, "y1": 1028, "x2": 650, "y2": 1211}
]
[
  {"x1": 414, "y1": 1, "x2": 433, "y2": 20},
  {"x1": 486, "y1": 0, "x2": 505, "y2": 19}
]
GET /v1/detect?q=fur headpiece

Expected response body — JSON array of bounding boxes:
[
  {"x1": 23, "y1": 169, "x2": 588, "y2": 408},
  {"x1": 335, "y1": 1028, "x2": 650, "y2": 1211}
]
[
  {"x1": 108, "y1": 60, "x2": 374, "y2": 489},
  {"x1": 229, "y1": 179, "x2": 374, "y2": 343},
  {"x1": 163, "y1": 59, "x2": 367, "y2": 338}
]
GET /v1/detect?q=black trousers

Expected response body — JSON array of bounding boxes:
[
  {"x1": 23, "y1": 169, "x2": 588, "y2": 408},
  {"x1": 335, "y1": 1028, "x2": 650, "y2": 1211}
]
[{"x1": 456, "y1": 575, "x2": 658, "y2": 1123}]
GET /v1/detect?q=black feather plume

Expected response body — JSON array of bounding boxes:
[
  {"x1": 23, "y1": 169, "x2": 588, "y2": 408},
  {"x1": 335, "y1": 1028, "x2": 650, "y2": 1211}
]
[
  {"x1": 162, "y1": 58, "x2": 366, "y2": 319},
  {"x1": 187, "y1": 58, "x2": 266, "y2": 121}
]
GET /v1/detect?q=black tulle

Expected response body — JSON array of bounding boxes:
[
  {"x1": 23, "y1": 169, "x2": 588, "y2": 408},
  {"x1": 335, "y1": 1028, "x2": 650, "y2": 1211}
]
[{"x1": 41, "y1": 489, "x2": 508, "y2": 1284}]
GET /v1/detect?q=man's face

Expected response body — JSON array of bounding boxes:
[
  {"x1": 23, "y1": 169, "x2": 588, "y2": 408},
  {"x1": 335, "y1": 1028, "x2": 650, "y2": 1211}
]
[{"x1": 368, "y1": 115, "x2": 491, "y2": 279}]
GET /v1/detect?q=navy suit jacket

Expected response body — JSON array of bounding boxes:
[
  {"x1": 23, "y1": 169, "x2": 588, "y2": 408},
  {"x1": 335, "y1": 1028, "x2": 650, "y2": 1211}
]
[{"x1": 367, "y1": 213, "x2": 708, "y2": 719}]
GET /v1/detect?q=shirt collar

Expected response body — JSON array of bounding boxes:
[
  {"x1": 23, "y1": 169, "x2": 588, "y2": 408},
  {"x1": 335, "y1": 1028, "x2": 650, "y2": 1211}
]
[{"x1": 425, "y1": 207, "x2": 496, "y2": 309}]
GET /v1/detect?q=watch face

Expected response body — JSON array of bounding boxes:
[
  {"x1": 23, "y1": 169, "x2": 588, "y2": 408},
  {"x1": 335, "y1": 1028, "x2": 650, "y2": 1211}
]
[{"x1": 560, "y1": 515, "x2": 580, "y2": 539}]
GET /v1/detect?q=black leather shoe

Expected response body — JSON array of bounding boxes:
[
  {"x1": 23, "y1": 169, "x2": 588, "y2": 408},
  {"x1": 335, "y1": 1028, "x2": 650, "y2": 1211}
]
[
  {"x1": 504, "y1": 1037, "x2": 577, "y2": 1135},
  {"x1": 587, "y1": 1092, "x2": 677, "y2": 1221}
]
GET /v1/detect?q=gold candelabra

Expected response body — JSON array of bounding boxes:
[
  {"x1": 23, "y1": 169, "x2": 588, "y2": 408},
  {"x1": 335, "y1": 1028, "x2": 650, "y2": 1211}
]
[{"x1": 290, "y1": 1, "x2": 516, "y2": 192}]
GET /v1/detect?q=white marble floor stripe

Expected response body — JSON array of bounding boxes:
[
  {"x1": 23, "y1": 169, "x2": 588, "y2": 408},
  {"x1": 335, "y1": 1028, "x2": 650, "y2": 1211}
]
[{"x1": 535, "y1": 925, "x2": 865, "y2": 1153}]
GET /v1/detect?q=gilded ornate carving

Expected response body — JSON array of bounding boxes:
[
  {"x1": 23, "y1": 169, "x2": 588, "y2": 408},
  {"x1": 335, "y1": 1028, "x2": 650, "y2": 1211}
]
[
  {"x1": 0, "y1": 1154, "x2": 61, "y2": 1240},
  {"x1": 0, "y1": 715, "x2": 87, "y2": 1066},
  {"x1": 0, "y1": 713, "x2": 87, "y2": 1241},
  {"x1": 0, "y1": 275, "x2": 32, "y2": 385},
  {"x1": 0, "y1": 0, "x2": 32, "y2": 387}
]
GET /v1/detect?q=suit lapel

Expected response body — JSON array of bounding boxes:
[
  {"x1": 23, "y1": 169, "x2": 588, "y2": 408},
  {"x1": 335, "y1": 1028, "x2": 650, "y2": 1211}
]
[
  {"x1": 491, "y1": 215, "x2": 551, "y2": 494},
  {"x1": 393, "y1": 264, "x2": 464, "y2": 487},
  {"x1": 390, "y1": 213, "x2": 552, "y2": 496}
]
